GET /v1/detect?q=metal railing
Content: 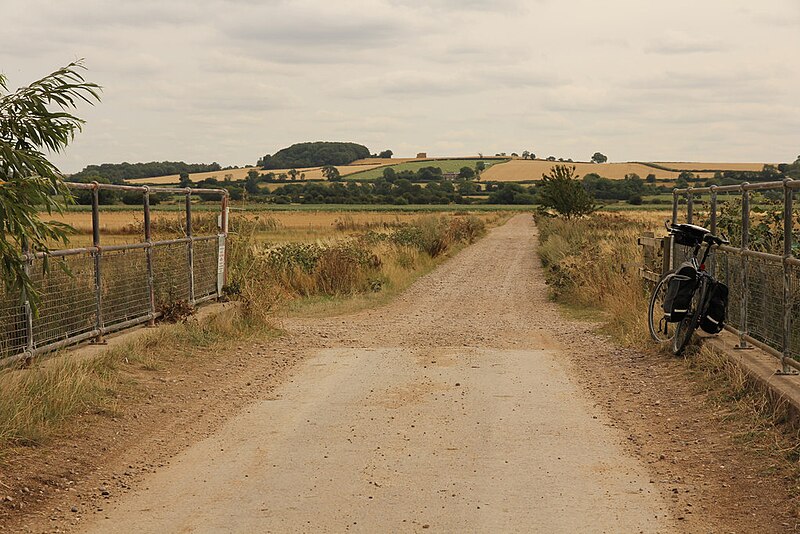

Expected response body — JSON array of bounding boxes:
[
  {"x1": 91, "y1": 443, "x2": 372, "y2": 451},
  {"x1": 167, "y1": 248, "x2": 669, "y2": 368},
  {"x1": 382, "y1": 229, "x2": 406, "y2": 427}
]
[
  {"x1": 0, "y1": 182, "x2": 229, "y2": 365},
  {"x1": 665, "y1": 179, "x2": 799, "y2": 373}
]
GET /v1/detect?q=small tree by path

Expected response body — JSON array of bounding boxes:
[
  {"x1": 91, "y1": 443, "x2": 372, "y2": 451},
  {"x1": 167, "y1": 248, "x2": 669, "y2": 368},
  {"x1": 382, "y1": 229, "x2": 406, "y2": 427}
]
[
  {"x1": 538, "y1": 165, "x2": 595, "y2": 219},
  {"x1": 0, "y1": 60, "x2": 101, "y2": 310}
]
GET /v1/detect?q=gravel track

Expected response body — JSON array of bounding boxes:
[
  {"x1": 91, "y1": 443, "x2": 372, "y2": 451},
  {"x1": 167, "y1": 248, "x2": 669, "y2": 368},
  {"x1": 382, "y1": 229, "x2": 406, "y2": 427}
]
[{"x1": 79, "y1": 214, "x2": 679, "y2": 533}]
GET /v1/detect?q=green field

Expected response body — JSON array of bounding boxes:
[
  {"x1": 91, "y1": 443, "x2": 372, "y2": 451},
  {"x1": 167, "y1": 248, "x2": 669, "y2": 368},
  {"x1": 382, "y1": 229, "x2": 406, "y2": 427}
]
[{"x1": 344, "y1": 159, "x2": 508, "y2": 181}]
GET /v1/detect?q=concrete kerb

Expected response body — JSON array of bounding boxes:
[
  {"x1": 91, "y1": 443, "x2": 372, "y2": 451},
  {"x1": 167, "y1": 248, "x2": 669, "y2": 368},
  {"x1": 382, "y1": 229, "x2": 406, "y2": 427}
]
[{"x1": 703, "y1": 330, "x2": 800, "y2": 430}]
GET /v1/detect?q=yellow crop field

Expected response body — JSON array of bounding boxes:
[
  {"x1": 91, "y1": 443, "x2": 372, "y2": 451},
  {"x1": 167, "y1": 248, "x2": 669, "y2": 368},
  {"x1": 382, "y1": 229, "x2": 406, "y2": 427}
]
[
  {"x1": 46, "y1": 210, "x2": 169, "y2": 235},
  {"x1": 126, "y1": 164, "x2": 387, "y2": 185},
  {"x1": 126, "y1": 167, "x2": 257, "y2": 185},
  {"x1": 481, "y1": 160, "x2": 716, "y2": 182},
  {"x1": 44, "y1": 209, "x2": 504, "y2": 249}
]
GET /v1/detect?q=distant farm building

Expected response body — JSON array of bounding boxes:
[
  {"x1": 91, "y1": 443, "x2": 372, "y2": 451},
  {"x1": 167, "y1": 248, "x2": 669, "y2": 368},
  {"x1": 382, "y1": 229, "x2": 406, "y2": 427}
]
[{"x1": 416, "y1": 152, "x2": 427, "y2": 158}]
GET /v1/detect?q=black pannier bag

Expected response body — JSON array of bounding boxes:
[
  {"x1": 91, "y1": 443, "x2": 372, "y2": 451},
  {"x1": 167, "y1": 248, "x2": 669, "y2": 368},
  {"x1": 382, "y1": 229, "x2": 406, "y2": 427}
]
[
  {"x1": 699, "y1": 281, "x2": 728, "y2": 334},
  {"x1": 662, "y1": 262, "x2": 697, "y2": 322}
]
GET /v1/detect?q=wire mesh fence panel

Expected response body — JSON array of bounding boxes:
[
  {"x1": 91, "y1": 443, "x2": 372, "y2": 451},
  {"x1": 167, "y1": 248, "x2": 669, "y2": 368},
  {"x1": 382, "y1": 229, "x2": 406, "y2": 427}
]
[
  {"x1": 100, "y1": 249, "x2": 151, "y2": 327},
  {"x1": 711, "y1": 249, "x2": 743, "y2": 330},
  {"x1": 31, "y1": 255, "x2": 97, "y2": 349},
  {"x1": 152, "y1": 242, "x2": 191, "y2": 307},
  {"x1": 715, "y1": 195, "x2": 745, "y2": 249},
  {"x1": 0, "y1": 287, "x2": 26, "y2": 360},
  {"x1": 789, "y1": 264, "x2": 800, "y2": 360},
  {"x1": 745, "y1": 256, "x2": 784, "y2": 351},
  {"x1": 672, "y1": 243, "x2": 691, "y2": 268},
  {"x1": 150, "y1": 213, "x2": 188, "y2": 241},
  {"x1": 0, "y1": 183, "x2": 227, "y2": 361},
  {"x1": 193, "y1": 238, "x2": 219, "y2": 300}
]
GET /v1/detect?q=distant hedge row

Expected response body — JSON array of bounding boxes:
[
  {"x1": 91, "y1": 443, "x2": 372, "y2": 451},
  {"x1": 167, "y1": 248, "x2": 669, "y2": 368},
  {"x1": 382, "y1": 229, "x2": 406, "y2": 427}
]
[{"x1": 71, "y1": 161, "x2": 222, "y2": 181}]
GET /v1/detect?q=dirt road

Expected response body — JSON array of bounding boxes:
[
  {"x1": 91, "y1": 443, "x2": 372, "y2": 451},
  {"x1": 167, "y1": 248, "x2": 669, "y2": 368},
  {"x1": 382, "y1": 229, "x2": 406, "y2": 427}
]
[{"x1": 75, "y1": 215, "x2": 678, "y2": 533}]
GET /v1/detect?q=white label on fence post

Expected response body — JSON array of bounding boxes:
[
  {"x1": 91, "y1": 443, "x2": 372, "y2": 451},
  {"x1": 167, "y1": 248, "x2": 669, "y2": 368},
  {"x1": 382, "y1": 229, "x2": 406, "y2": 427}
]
[{"x1": 217, "y1": 235, "x2": 226, "y2": 295}]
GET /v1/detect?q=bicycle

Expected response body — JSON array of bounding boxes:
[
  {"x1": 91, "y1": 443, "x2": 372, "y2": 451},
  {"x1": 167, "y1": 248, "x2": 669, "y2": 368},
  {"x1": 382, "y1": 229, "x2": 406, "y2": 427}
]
[{"x1": 647, "y1": 222, "x2": 729, "y2": 355}]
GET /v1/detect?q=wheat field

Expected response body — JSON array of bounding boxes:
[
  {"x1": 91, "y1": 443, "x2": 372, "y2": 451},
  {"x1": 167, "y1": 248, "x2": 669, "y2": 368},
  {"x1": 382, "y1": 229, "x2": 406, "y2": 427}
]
[{"x1": 45, "y1": 209, "x2": 505, "y2": 248}]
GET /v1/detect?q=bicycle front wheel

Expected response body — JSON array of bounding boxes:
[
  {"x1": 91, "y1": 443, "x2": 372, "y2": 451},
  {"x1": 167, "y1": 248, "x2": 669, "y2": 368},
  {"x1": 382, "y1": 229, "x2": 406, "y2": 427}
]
[
  {"x1": 672, "y1": 279, "x2": 706, "y2": 356},
  {"x1": 648, "y1": 271, "x2": 675, "y2": 343}
]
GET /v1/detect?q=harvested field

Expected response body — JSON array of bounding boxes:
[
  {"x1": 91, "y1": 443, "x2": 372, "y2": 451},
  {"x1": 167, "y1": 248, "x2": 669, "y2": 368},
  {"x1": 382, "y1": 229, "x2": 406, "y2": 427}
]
[
  {"x1": 348, "y1": 156, "x2": 508, "y2": 166},
  {"x1": 126, "y1": 164, "x2": 387, "y2": 185},
  {"x1": 116, "y1": 159, "x2": 772, "y2": 185},
  {"x1": 126, "y1": 167, "x2": 258, "y2": 185},
  {"x1": 651, "y1": 162, "x2": 770, "y2": 172},
  {"x1": 346, "y1": 158, "x2": 505, "y2": 181},
  {"x1": 482, "y1": 160, "x2": 715, "y2": 181}
]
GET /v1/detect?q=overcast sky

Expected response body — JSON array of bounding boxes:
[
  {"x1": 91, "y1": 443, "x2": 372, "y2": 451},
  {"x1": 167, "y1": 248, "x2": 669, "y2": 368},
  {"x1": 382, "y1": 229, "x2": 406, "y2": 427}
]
[{"x1": 2, "y1": 0, "x2": 798, "y2": 172}]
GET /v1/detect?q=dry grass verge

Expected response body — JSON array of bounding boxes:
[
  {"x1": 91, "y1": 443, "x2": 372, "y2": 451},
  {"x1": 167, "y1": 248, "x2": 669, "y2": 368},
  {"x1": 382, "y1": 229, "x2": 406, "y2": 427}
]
[
  {"x1": 535, "y1": 212, "x2": 653, "y2": 345},
  {"x1": 536, "y1": 211, "x2": 800, "y2": 501},
  {"x1": 688, "y1": 346, "x2": 800, "y2": 466},
  {"x1": 0, "y1": 301, "x2": 274, "y2": 452}
]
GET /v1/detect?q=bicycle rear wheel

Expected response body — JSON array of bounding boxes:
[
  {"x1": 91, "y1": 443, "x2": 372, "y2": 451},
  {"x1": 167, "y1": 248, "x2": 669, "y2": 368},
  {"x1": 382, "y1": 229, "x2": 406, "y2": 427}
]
[
  {"x1": 648, "y1": 271, "x2": 675, "y2": 343},
  {"x1": 672, "y1": 280, "x2": 706, "y2": 356}
]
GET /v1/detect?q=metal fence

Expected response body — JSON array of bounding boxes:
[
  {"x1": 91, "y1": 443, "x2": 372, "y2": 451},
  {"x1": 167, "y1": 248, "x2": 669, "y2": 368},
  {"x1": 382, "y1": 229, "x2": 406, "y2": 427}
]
[
  {"x1": 657, "y1": 179, "x2": 800, "y2": 373},
  {"x1": 0, "y1": 182, "x2": 229, "y2": 364}
]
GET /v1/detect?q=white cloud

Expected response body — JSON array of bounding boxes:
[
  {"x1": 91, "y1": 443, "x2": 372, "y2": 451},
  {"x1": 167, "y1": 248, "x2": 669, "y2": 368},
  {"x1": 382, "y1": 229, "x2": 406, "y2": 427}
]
[
  {"x1": 0, "y1": 0, "x2": 798, "y2": 171},
  {"x1": 645, "y1": 32, "x2": 726, "y2": 55}
]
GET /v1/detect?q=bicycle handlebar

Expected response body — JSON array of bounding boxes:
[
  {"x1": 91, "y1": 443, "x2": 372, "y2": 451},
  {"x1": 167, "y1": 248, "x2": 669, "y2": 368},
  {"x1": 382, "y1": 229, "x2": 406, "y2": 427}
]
[
  {"x1": 663, "y1": 220, "x2": 728, "y2": 246},
  {"x1": 703, "y1": 234, "x2": 730, "y2": 246}
]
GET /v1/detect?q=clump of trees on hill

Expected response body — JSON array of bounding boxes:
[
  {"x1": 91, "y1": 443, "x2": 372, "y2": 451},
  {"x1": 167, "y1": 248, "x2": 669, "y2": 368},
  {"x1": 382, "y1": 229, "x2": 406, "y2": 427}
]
[
  {"x1": 582, "y1": 173, "x2": 660, "y2": 203},
  {"x1": 257, "y1": 142, "x2": 371, "y2": 170},
  {"x1": 71, "y1": 161, "x2": 222, "y2": 181}
]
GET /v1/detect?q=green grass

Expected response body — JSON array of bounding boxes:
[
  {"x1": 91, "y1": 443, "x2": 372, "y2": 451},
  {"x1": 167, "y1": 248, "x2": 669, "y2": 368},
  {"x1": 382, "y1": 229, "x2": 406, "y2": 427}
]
[{"x1": 344, "y1": 159, "x2": 508, "y2": 181}]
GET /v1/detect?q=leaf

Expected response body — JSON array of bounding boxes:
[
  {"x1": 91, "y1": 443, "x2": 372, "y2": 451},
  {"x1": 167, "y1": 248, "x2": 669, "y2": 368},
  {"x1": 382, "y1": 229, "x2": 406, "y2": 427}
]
[{"x1": 0, "y1": 60, "x2": 100, "y2": 313}]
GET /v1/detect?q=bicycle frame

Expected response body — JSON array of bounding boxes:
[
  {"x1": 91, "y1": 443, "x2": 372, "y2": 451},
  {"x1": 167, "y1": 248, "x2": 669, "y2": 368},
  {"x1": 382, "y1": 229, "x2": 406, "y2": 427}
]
[{"x1": 670, "y1": 240, "x2": 720, "y2": 354}]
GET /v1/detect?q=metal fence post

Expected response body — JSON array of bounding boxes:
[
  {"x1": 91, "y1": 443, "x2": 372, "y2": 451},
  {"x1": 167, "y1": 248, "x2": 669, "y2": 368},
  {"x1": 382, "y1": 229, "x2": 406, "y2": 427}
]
[
  {"x1": 672, "y1": 189, "x2": 679, "y2": 225},
  {"x1": 709, "y1": 187, "x2": 718, "y2": 235},
  {"x1": 687, "y1": 188, "x2": 694, "y2": 224},
  {"x1": 91, "y1": 182, "x2": 105, "y2": 344},
  {"x1": 144, "y1": 187, "x2": 156, "y2": 326},
  {"x1": 670, "y1": 190, "x2": 679, "y2": 272},
  {"x1": 217, "y1": 193, "x2": 229, "y2": 297},
  {"x1": 186, "y1": 190, "x2": 195, "y2": 305},
  {"x1": 737, "y1": 183, "x2": 750, "y2": 350},
  {"x1": 781, "y1": 179, "x2": 795, "y2": 373},
  {"x1": 708, "y1": 187, "x2": 718, "y2": 274},
  {"x1": 21, "y1": 239, "x2": 34, "y2": 363}
]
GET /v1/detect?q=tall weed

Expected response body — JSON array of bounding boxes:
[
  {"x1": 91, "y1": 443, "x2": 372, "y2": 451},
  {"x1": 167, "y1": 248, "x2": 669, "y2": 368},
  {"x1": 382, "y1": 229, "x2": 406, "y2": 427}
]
[
  {"x1": 254, "y1": 215, "x2": 486, "y2": 299},
  {"x1": 535, "y1": 213, "x2": 649, "y2": 345}
]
